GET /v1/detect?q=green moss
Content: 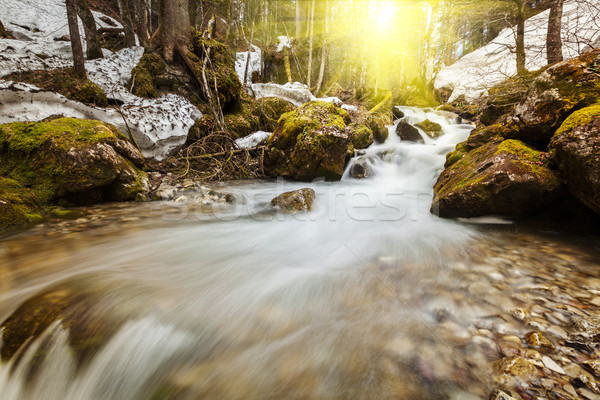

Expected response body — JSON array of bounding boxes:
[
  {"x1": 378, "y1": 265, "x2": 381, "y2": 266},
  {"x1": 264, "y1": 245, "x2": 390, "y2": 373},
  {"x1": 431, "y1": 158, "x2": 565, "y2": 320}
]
[
  {"x1": 190, "y1": 31, "x2": 242, "y2": 111},
  {"x1": 554, "y1": 104, "x2": 600, "y2": 138},
  {"x1": 130, "y1": 52, "x2": 165, "y2": 98},
  {"x1": 0, "y1": 177, "x2": 44, "y2": 232},
  {"x1": 348, "y1": 123, "x2": 374, "y2": 150},
  {"x1": 0, "y1": 118, "x2": 142, "y2": 204},
  {"x1": 251, "y1": 97, "x2": 296, "y2": 132},
  {"x1": 5, "y1": 69, "x2": 108, "y2": 106},
  {"x1": 414, "y1": 119, "x2": 442, "y2": 138}
]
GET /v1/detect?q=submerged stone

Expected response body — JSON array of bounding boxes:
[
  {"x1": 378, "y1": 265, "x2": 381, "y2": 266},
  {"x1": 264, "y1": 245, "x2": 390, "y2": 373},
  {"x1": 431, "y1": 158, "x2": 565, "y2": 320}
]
[
  {"x1": 349, "y1": 157, "x2": 372, "y2": 179},
  {"x1": 271, "y1": 188, "x2": 315, "y2": 213}
]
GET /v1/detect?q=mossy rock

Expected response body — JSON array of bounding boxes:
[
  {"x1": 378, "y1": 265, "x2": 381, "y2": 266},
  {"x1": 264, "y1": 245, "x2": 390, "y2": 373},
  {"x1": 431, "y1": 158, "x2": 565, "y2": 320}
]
[
  {"x1": 348, "y1": 123, "x2": 374, "y2": 150},
  {"x1": 5, "y1": 69, "x2": 108, "y2": 106},
  {"x1": 130, "y1": 52, "x2": 166, "y2": 98},
  {"x1": 415, "y1": 119, "x2": 442, "y2": 138},
  {"x1": 0, "y1": 277, "x2": 149, "y2": 368},
  {"x1": 0, "y1": 177, "x2": 44, "y2": 232},
  {"x1": 0, "y1": 118, "x2": 147, "y2": 205},
  {"x1": 361, "y1": 113, "x2": 389, "y2": 143},
  {"x1": 549, "y1": 104, "x2": 600, "y2": 215},
  {"x1": 396, "y1": 120, "x2": 422, "y2": 143},
  {"x1": 190, "y1": 32, "x2": 242, "y2": 112},
  {"x1": 510, "y1": 49, "x2": 600, "y2": 144},
  {"x1": 271, "y1": 188, "x2": 315, "y2": 213},
  {"x1": 432, "y1": 139, "x2": 562, "y2": 218},
  {"x1": 250, "y1": 97, "x2": 296, "y2": 132},
  {"x1": 265, "y1": 101, "x2": 355, "y2": 181}
]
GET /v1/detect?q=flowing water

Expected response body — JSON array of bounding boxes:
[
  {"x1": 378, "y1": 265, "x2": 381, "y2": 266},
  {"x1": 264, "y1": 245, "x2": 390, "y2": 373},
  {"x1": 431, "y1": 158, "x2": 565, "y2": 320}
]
[{"x1": 0, "y1": 108, "x2": 599, "y2": 399}]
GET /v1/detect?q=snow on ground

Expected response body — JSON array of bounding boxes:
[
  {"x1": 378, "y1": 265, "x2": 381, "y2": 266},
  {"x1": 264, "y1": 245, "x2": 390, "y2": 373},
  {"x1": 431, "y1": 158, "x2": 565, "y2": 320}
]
[
  {"x1": 252, "y1": 82, "x2": 316, "y2": 106},
  {"x1": 86, "y1": 47, "x2": 145, "y2": 103},
  {"x1": 0, "y1": 0, "x2": 202, "y2": 161},
  {"x1": 235, "y1": 45, "x2": 262, "y2": 86},
  {"x1": 235, "y1": 131, "x2": 272, "y2": 149},
  {"x1": 435, "y1": 0, "x2": 600, "y2": 102},
  {"x1": 0, "y1": 81, "x2": 202, "y2": 160}
]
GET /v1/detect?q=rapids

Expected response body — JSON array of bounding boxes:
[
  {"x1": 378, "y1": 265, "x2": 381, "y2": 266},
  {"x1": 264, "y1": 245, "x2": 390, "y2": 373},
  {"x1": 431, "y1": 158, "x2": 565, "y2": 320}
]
[{"x1": 0, "y1": 108, "x2": 598, "y2": 399}]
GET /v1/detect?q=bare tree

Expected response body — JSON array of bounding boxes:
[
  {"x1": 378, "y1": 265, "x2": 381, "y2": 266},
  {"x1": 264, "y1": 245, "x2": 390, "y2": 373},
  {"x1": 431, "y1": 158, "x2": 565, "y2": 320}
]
[
  {"x1": 513, "y1": 0, "x2": 527, "y2": 74},
  {"x1": 118, "y1": 0, "x2": 137, "y2": 47},
  {"x1": 546, "y1": 0, "x2": 564, "y2": 64},
  {"x1": 66, "y1": 0, "x2": 86, "y2": 78},
  {"x1": 76, "y1": 0, "x2": 103, "y2": 59},
  {"x1": 315, "y1": 0, "x2": 329, "y2": 95},
  {"x1": 306, "y1": 0, "x2": 315, "y2": 87}
]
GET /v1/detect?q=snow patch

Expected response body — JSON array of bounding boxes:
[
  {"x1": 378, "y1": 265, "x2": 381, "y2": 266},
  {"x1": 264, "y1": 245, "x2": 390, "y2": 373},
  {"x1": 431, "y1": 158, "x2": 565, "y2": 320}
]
[
  {"x1": 86, "y1": 47, "x2": 145, "y2": 103},
  {"x1": 235, "y1": 45, "x2": 262, "y2": 86},
  {"x1": 252, "y1": 82, "x2": 315, "y2": 106},
  {"x1": 235, "y1": 131, "x2": 272, "y2": 149},
  {"x1": 435, "y1": 0, "x2": 600, "y2": 102},
  {"x1": 0, "y1": 81, "x2": 201, "y2": 160},
  {"x1": 276, "y1": 36, "x2": 291, "y2": 52},
  {"x1": 0, "y1": 0, "x2": 202, "y2": 161}
]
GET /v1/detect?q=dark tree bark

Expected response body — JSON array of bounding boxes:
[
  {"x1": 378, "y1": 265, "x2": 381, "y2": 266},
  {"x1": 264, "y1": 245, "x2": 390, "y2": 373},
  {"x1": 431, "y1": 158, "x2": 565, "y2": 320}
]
[
  {"x1": 133, "y1": 0, "x2": 150, "y2": 46},
  {"x1": 162, "y1": 0, "x2": 191, "y2": 63},
  {"x1": 66, "y1": 0, "x2": 87, "y2": 78},
  {"x1": 514, "y1": 0, "x2": 526, "y2": 74},
  {"x1": 546, "y1": 0, "x2": 564, "y2": 65},
  {"x1": 76, "y1": 0, "x2": 103, "y2": 59},
  {"x1": 118, "y1": 0, "x2": 137, "y2": 47}
]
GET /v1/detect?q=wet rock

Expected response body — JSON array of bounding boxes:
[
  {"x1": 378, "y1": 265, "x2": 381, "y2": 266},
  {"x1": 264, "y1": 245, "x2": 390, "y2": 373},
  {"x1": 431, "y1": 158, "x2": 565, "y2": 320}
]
[
  {"x1": 542, "y1": 356, "x2": 565, "y2": 374},
  {"x1": 549, "y1": 104, "x2": 600, "y2": 215},
  {"x1": 415, "y1": 119, "x2": 443, "y2": 138},
  {"x1": 584, "y1": 360, "x2": 600, "y2": 378},
  {"x1": 392, "y1": 107, "x2": 405, "y2": 120},
  {"x1": 271, "y1": 188, "x2": 315, "y2": 213},
  {"x1": 493, "y1": 356, "x2": 541, "y2": 386},
  {"x1": 395, "y1": 120, "x2": 423, "y2": 143},
  {"x1": 525, "y1": 331, "x2": 555, "y2": 352},
  {"x1": 0, "y1": 177, "x2": 44, "y2": 232},
  {"x1": 432, "y1": 140, "x2": 562, "y2": 218},
  {"x1": 349, "y1": 157, "x2": 372, "y2": 179},
  {"x1": 489, "y1": 389, "x2": 518, "y2": 400},
  {"x1": 265, "y1": 101, "x2": 366, "y2": 181}
]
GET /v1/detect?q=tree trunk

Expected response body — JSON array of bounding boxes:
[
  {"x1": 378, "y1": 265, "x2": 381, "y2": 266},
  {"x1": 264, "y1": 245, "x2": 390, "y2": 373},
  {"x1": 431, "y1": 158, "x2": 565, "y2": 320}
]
[
  {"x1": 283, "y1": 46, "x2": 293, "y2": 84},
  {"x1": 118, "y1": 0, "x2": 137, "y2": 47},
  {"x1": 76, "y1": 0, "x2": 103, "y2": 59},
  {"x1": 162, "y1": 0, "x2": 191, "y2": 63},
  {"x1": 546, "y1": 0, "x2": 564, "y2": 65},
  {"x1": 306, "y1": 0, "x2": 315, "y2": 87},
  {"x1": 295, "y1": 0, "x2": 303, "y2": 39},
  {"x1": 515, "y1": 0, "x2": 526, "y2": 75},
  {"x1": 315, "y1": 0, "x2": 328, "y2": 95},
  {"x1": 134, "y1": 0, "x2": 150, "y2": 46},
  {"x1": 66, "y1": 0, "x2": 87, "y2": 78}
]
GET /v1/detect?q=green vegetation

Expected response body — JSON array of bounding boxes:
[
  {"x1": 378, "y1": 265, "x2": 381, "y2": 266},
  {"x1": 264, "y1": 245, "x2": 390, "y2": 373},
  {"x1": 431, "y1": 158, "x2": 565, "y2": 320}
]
[
  {"x1": 130, "y1": 52, "x2": 166, "y2": 98},
  {"x1": 6, "y1": 69, "x2": 108, "y2": 106}
]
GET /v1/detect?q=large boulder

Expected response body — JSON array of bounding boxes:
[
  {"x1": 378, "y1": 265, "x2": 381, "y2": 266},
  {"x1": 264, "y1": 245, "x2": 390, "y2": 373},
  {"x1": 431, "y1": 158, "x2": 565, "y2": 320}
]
[
  {"x1": 508, "y1": 49, "x2": 600, "y2": 144},
  {"x1": 549, "y1": 104, "x2": 600, "y2": 215},
  {"x1": 251, "y1": 97, "x2": 296, "y2": 132},
  {"x1": 264, "y1": 101, "x2": 373, "y2": 181},
  {"x1": 432, "y1": 140, "x2": 562, "y2": 218},
  {"x1": 0, "y1": 118, "x2": 148, "y2": 205}
]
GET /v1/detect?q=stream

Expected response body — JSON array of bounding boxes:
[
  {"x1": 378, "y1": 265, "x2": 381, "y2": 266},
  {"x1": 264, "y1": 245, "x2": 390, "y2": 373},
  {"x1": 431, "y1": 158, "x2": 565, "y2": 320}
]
[{"x1": 0, "y1": 108, "x2": 599, "y2": 399}]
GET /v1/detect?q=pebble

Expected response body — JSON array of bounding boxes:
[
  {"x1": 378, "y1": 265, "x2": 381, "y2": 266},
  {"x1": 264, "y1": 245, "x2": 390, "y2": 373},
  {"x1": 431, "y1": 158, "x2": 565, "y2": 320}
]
[
  {"x1": 542, "y1": 355, "x2": 565, "y2": 374},
  {"x1": 525, "y1": 331, "x2": 555, "y2": 352}
]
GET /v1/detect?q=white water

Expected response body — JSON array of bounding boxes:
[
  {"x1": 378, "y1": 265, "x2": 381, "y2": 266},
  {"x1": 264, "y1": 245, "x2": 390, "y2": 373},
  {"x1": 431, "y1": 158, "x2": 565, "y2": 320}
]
[{"x1": 0, "y1": 108, "x2": 482, "y2": 399}]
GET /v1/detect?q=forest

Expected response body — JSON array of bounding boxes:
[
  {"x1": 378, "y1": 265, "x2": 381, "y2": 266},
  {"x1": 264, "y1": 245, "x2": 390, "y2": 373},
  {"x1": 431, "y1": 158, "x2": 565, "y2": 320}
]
[{"x1": 1, "y1": 0, "x2": 600, "y2": 399}]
